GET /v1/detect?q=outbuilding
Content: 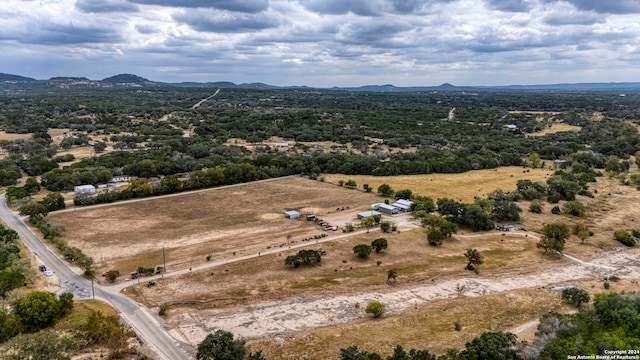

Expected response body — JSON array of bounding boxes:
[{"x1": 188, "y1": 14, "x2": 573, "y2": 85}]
[
  {"x1": 357, "y1": 210, "x2": 382, "y2": 220},
  {"x1": 376, "y1": 203, "x2": 399, "y2": 215},
  {"x1": 285, "y1": 210, "x2": 300, "y2": 219},
  {"x1": 74, "y1": 184, "x2": 96, "y2": 194},
  {"x1": 392, "y1": 199, "x2": 413, "y2": 212}
]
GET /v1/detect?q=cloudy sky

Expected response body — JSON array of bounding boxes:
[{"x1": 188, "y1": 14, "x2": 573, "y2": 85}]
[{"x1": 1, "y1": 0, "x2": 639, "y2": 87}]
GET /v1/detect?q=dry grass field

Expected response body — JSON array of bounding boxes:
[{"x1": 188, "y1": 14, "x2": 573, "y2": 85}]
[
  {"x1": 321, "y1": 166, "x2": 550, "y2": 203},
  {"x1": 527, "y1": 123, "x2": 582, "y2": 137},
  {"x1": 43, "y1": 171, "x2": 640, "y2": 359}
]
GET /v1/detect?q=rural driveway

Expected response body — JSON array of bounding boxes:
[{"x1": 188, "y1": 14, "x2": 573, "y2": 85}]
[{"x1": 0, "y1": 194, "x2": 194, "y2": 360}]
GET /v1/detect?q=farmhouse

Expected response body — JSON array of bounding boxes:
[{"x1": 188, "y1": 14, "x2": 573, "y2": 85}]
[
  {"x1": 392, "y1": 199, "x2": 413, "y2": 212},
  {"x1": 285, "y1": 210, "x2": 300, "y2": 219},
  {"x1": 376, "y1": 203, "x2": 399, "y2": 215},
  {"x1": 357, "y1": 210, "x2": 382, "y2": 220},
  {"x1": 503, "y1": 124, "x2": 517, "y2": 130},
  {"x1": 74, "y1": 184, "x2": 96, "y2": 194}
]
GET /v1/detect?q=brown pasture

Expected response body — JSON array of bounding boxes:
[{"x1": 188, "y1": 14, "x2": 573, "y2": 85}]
[{"x1": 321, "y1": 166, "x2": 551, "y2": 203}]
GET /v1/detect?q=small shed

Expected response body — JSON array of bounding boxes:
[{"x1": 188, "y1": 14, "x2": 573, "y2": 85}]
[
  {"x1": 377, "y1": 203, "x2": 399, "y2": 215},
  {"x1": 111, "y1": 175, "x2": 132, "y2": 183},
  {"x1": 74, "y1": 184, "x2": 96, "y2": 194},
  {"x1": 357, "y1": 210, "x2": 382, "y2": 220},
  {"x1": 285, "y1": 210, "x2": 300, "y2": 219}
]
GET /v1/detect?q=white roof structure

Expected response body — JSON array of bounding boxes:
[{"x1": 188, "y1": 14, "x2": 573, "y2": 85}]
[
  {"x1": 74, "y1": 184, "x2": 96, "y2": 194},
  {"x1": 392, "y1": 199, "x2": 413, "y2": 211},
  {"x1": 285, "y1": 210, "x2": 300, "y2": 219},
  {"x1": 357, "y1": 210, "x2": 382, "y2": 219}
]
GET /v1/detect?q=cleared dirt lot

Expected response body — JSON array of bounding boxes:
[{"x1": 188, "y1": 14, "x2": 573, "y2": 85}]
[{"x1": 45, "y1": 172, "x2": 640, "y2": 358}]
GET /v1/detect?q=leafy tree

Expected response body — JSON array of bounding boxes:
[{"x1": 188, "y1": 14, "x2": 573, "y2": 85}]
[
  {"x1": 463, "y1": 205, "x2": 495, "y2": 231},
  {"x1": 537, "y1": 222, "x2": 570, "y2": 255},
  {"x1": 387, "y1": 345, "x2": 437, "y2": 360},
  {"x1": 0, "y1": 271, "x2": 25, "y2": 298},
  {"x1": 105, "y1": 270, "x2": 119, "y2": 283},
  {"x1": 365, "y1": 301, "x2": 386, "y2": 318},
  {"x1": 458, "y1": 331, "x2": 522, "y2": 360},
  {"x1": 491, "y1": 200, "x2": 522, "y2": 222},
  {"x1": 410, "y1": 196, "x2": 435, "y2": 212},
  {"x1": 427, "y1": 229, "x2": 445, "y2": 247},
  {"x1": 464, "y1": 248, "x2": 484, "y2": 272},
  {"x1": 562, "y1": 201, "x2": 586, "y2": 217},
  {"x1": 561, "y1": 287, "x2": 590, "y2": 307},
  {"x1": 57, "y1": 292, "x2": 74, "y2": 317},
  {"x1": 551, "y1": 206, "x2": 561, "y2": 214},
  {"x1": 363, "y1": 184, "x2": 371, "y2": 192},
  {"x1": 371, "y1": 238, "x2": 388, "y2": 253},
  {"x1": 0, "y1": 307, "x2": 22, "y2": 342},
  {"x1": 19, "y1": 202, "x2": 49, "y2": 219},
  {"x1": 377, "y1": 183, "x2": 394, "y2": 197},
  {"x1": 547, "y1": 176, "x2": 581, "y2": 201},
  {"x1": 361, "y1": 216, "x2": 375, "y2": 233},
  {"x1": 345, "y1": 179, "x2": 357, "y2": 188},
  {"x1": 394, "y1": 189, "x2": 413, "y2": 200},
  {"x1": 39, "y1": 192, "x2": 65, "y2": 211},
  {"x1": 93, "y1": 141, "x2": 107, "y2": 153},
  {"x1": 572, "y1": 224, "x2": 590, "y2": 244},
  {"x1": 340, "y1": 345, "x2": 383, "y2": 360},
  {"x1": 437, "y1": 198, "x2": 466, "y2": 224},
  {"x1": 421, "y1": 214, "x2": 458, "y2": 245},
  {"x1": 159, "y1": 174, "x2": 182, "y2": 194},
  {"x1": 197, "y1": 330, "x2": 246, "y2": 360},
  {"x1": 353, "y1": 244, "x2": 373, "y2": 259},
  {"x1": 284, "y1": 249, "x2": 325, "y2": 268},
  {"x1": 24, "y1": 177, "x2": 41, "y2": 194},
  {"x1": 380, "y1": 221, "x2": 391, "y2": 233},
  {"x1": 247, "y1": 351, "x2": 267, "y2": 360},
  {"x1": 529, "y1": 152, "x2": 541, "y2": 168},
  {"x1": 13, "y1": 291, "x2": 62, "y2": 332}
]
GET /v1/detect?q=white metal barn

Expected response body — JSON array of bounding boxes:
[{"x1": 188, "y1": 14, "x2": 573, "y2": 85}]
[{"x1": 74, "y1": 185, "x2": 96, "y2": 194}]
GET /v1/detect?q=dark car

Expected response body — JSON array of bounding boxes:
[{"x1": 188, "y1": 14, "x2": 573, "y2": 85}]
[{"x1": 39, "y1": 265, "x2": 47, "y2": 272}]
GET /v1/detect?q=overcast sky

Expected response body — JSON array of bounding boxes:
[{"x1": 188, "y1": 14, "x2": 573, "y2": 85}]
[{"x1": 1, "y1": 0, "x2": 639, "y2": 87}]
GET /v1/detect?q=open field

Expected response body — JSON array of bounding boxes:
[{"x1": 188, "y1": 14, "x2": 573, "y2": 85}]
[
  {"x1": 321, "y1": 167, "x2": 550, "y2": 203},
  {"x1": 43, "y1": 171, "x2": 640, "y2": 358},
  {"x1": 527, "y1": 123, "x2": 582, "y2": 137}
]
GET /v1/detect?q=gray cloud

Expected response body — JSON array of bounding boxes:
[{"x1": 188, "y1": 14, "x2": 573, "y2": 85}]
[
  {"x1": 127, "y1": 0, "x2": 269, "y2": 13},
  {"x1": 542, "y1": 0, "x2": 640, "y2": 14},
  {"x1": 173, "y1": 10, "x2": 279, "y2": 33},
  {"x1": 543, "y1": 11, "x2": 604, "y2": 25},
  {"x1": 300, "y1": 0, "x2": 383, "y2": 16},
  {"x1": 24, "y1": 23, "x2": 123, "y2": 45},
  {"x1": 484, "y1": 0, "x2": 530, "y2": 12},
  {"x1": 75, "y1": 0, "x2": 139, "y2": 13}
]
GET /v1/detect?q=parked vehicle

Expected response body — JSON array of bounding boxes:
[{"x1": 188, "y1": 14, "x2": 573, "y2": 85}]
[{"x1": 39, "y1": 265, "x2": 47, "y2": 272}]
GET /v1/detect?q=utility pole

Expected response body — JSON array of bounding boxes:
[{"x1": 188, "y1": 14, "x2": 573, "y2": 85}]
[
  {"x1": 162, "y1": 247, "x2": 166, "y2": 278},
  {"x1": 91, "y1": 276, "x2": 95, "y2": 300}
]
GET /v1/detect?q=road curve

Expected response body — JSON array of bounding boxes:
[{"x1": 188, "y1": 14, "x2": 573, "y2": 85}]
[{"x1": 0, "y1": 194, "x2": 193, "y2": 360}]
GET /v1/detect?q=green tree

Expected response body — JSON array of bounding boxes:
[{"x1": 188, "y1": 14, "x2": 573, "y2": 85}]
[
  {"x1": 422, "y1": 214, "x2": 458, "y2": 245},
  {"x1": 386, "y1": 345, "x2": 437, "y2": 360},
  {"x1": 377, "y1": 183, "x2": 394, "y2": 197},
  {"x1": 57, "y1": 292, "x2": 74, "y2": 317},
  {"x1": 13, "y1": 291, "x2": 62, "y2": 332},
  {"x1": 491, "y1": 200, "x2": 522, "y2": 222},
  {"x1": 464, "y1": 205, "x2": 495, "y2": 231},
  {"x1": 371, "y1": 238, "x2": 388, "y2": 253},
  {"x1": 159, "y1": 174, "x2": 182, "y2": 194},
  {"x1": 394, "y1": 189, "x2": 413, "y2": 200},
  {"x1": 197, "y1": 330, "x2": 246, "y2": 360},
  {"x1": 39, "y1": 192, "x2": 66, "y2": 211},
  {"x1": 93, "y1": 141, "x2": 107, "y2": 153},
  {"x1": 363, "y1": 184, "x2": 371, "y2": 192},
  {"x1": 365, "y1": 301, "x2": 386, "y2": 318},
  {"x1": 561, "y1": 287, "x2": 590, "y2": 307},
  {"x1": 572, "y1": 224, "x2": 590, "y2": 244},
  {"x1": 0, "y1": 271, "x2": 26, "y2": 298},
  {"x1": 353, "y1": 244, "x2": 373, "y2": 259},
  {"x1": 361, "y1": 216, "x2": 375, "y2": 233},
  {"x1": 464, "y1": 248, "x2": 484, "y2": 272},
  {"x1": 24, "y1": 177, "x2": 41, "y2": 194},
  {"x1": 105, "y1": 270, "x2": 119, "y2": 283},
  {"x1": 19, "y1": 202, "x2": 49, "y2": 219},
  {"x1": 458, "y1": 331, "x2": 522, "y2": 360},
  {"x1": 529, "y1": 152, "x2": 541, "y2": 168},
  {"x1": 0, "y1": 307, "x2": 22, "y2": 342},
  {"x1": 537, "y1": 222, "x2": 570, "y2": 255},
  {"x1": 380, "y1": 221, "x2": 391, "y2": 233},
  {"x1": 562, "y1": 201, "x2": 586, "y2": 217},
  {"x1": 345, "y1": 179, "x2": 357, "y2": 188}
]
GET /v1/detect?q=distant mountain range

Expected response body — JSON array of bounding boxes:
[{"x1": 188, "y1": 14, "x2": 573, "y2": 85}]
[{"x1": 1, "y1": 72, "x2": 640, "y2": 92}]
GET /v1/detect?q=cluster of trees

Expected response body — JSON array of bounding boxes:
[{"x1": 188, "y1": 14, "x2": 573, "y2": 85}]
[
  {"x1": 197, "y1": 330, "x2": 265, "y2": 360},
  {"x1": 0, "y1": 291, "x2": 73, "y2": 342},
  {"x1": 284, "y1": 249, "x2": 326, "y2": 268},
  {"x1": 353, "y1": 238, "x2": 388, "y2": 259},
  {"x1": 0, "y1": 224, "x2": 24, "y2": 299}
]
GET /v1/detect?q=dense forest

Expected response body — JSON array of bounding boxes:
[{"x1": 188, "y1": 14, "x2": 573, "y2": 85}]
[{"x1": 1, "y1": 85, "x2": 640, "y2": 195}]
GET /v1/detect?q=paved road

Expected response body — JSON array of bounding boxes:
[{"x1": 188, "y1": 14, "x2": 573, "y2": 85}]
[{"x1": 0, "y1": 194, "x2": 193, "y2": 360}]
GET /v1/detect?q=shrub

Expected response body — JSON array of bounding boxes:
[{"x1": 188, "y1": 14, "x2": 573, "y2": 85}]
[
  {"x1": 551, "y1": 206, "x2": 561, "y2": 214},
  {"x1": 365, "y1": 301, "x2": 385, "y2": 318},
  {"x1": 529, "y1": 200, "x2": 543, "y2": 213},
  {"x1": 561, "y1": 287, "x2": 590, "y2": 307},
  {"x1": 613, "y1": 230, "x2": 636, "y2": 247},
  {"x1": 353, "y1": 244, "x2": 373, "y2": 259}
]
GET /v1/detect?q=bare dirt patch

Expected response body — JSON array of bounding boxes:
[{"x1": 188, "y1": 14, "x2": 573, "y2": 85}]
[{"x1": 321, "y1": 167, "x2": 550, "y2": 203}]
